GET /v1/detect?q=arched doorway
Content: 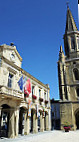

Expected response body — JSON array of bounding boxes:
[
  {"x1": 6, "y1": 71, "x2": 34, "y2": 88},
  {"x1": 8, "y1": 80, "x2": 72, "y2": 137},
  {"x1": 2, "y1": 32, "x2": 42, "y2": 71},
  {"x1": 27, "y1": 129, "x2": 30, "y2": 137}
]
[
  {"x1": 0, "y1": 104, "x2": 10, "y2": 137},
  {"x1": 38, "y1": 111, "x2": 40, "y2": 132},
  {"x1": 75, "y1": 111, "x2": 79, "y2": 129},
  {"x1": 19, "y1": 107, "x2": 27, "y2": 135}
]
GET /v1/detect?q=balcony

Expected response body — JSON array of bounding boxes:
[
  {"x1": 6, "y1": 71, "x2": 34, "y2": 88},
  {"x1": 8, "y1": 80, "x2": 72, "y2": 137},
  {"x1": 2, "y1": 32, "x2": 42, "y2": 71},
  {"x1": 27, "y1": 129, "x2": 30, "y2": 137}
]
[
  {"x1": 0, "y1": 85, "x2": 24, "y2": 100},
  {"x1": 32, "y1": 94, "x2": 37, "y2": 100},
  {"x1": 39, "y1": 97, "x2": 43, "y2": 102},
  {"x1": 24, "y1": 89, "x2": 29, "y2": 98},
  {"x1": 45, "y1": 100, "x2": 48, "y2": 104}
]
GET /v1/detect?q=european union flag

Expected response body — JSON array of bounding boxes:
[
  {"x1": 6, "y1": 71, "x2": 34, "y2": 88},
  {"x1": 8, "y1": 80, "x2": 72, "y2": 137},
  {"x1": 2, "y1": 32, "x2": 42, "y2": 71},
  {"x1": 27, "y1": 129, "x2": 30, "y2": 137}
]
[{"x1": 18, "y1": 76, "x2": 23, "y2": 91}]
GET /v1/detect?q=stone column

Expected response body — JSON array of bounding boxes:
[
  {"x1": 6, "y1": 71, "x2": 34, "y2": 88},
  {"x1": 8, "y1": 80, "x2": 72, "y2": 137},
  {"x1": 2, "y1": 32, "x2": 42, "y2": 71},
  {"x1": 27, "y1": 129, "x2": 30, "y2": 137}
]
[
  {"x1": 33, "y1": 110, "x2": 38, "y2": 133},
  {"x1": 40, "y1": 111, "x2": 43, "y2": 132},
  {"x1": 15, "y1": 108, "x2": 19, "y2": 137},
  {"x1": 26, "y1": 116, "x2": 30, "y2": 135},
  {"x1": 40, "y1": 111, "x2": 44, "y2": 132},
  {"x1": 36, "y1": 117, "x2": 38, "y2": 133},
  {"x1": 40, "y1": 112, "x2": 42, "y2": 131},
  {"x1": 46, "y1": 114, "x2": 49, "y2": 131},
  {"x1": 8, "y1": 108, "x2": 15, "y2": 138},
  {"x1": 42, "y1": 116, "x2": 44, "y2": 132},
  {"x1": 24, "y1": 113, "x2": 27, "y2": 135},
  {"x1": 48, "y1": 109, "x2": 51, "y2": 130}
]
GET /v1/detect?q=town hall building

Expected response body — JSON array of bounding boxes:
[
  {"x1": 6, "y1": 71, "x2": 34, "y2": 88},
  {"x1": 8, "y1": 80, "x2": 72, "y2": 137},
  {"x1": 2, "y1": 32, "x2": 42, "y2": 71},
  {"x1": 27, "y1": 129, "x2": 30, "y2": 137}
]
[
  {"x1": 58, "y1": 7, "x2": 79, "y2": 130},
  {"x1": 0, "y1": 43, "x2": 51, "y2": 138}
]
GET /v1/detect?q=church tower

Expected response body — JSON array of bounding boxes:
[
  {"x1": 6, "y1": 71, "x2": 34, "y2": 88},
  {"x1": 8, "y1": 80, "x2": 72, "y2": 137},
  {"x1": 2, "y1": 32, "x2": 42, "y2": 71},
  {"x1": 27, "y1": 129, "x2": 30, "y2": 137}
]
[{"x1": 58, "y1": 7, "x2": 79, "y2": 130}]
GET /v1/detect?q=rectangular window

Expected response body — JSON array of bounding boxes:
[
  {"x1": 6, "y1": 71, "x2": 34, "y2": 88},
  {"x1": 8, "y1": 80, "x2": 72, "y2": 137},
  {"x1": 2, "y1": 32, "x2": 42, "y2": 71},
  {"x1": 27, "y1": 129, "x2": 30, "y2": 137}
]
[
  {"x1": 44, "y1": 92, "x2": 46, "y2": 100},
  {"x1": 71, "y1": 37, "x2": 75, "y2": 49},
  {"x1": 8, "y1": 73, "x2": 13, "y2": 88},
  {"x1": 32, "y1": 86, "x2": 34, "y2": 95},
  {"x1": 39, "y1": 89, "x2": 41, "y2": 97}
]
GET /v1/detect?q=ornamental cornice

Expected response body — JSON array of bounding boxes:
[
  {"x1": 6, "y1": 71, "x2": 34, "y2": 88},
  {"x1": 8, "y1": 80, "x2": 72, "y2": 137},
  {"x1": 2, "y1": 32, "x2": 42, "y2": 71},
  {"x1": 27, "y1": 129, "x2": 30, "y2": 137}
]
[{"x1": 2, "y1": 56, "x2": 50, "y2": 90}]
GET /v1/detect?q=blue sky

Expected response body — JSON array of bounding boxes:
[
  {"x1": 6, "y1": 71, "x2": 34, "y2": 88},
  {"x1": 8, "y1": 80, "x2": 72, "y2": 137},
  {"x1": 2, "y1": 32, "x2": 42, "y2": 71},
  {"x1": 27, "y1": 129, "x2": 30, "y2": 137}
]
[{"x1": 0, "y1": 0, "x2": 78, "y2": 99}]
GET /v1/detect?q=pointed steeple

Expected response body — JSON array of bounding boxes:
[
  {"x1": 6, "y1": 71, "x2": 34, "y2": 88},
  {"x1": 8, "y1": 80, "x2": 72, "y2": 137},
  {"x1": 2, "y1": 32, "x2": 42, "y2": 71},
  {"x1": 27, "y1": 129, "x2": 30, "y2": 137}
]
[
  {"x1": 65, "y1": 7, "x2": 78, "y2": 33},
  {"x1": 60, "y1": 45, "x2": 63, "y2": 53},
  {"x1": 59, "y1": 45, "x2": 65, "y2": 62}
]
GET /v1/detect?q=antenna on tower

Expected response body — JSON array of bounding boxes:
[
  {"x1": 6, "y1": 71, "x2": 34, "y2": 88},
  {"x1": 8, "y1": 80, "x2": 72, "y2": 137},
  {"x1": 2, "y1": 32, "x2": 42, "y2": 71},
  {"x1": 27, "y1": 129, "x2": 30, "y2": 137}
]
[{"x1": 66, "y1": 1, "x2": 69, "y2": 9}]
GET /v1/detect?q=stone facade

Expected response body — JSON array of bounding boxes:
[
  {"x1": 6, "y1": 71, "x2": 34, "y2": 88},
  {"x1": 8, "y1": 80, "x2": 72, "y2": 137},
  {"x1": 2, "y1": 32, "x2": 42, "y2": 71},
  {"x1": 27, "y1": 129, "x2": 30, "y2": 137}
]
[
  {"x1": 51, "y1": 99, "x2": 60, "y2": 130},
  {"x1": 0, "y1": 43, "x2": 51, "y2": 138},
  {"x1": 58, "y1": 7, "x2": 79, "y2": 130}
]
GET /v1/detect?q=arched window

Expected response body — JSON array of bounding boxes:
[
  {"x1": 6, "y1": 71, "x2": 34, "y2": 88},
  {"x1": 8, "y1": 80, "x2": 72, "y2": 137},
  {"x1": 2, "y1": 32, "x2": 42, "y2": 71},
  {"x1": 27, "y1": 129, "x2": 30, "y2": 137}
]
[
  {"x1": 73, "y1": 68, "x2": 79, "y2": 80},
  {"x1": 71, "y1": 37, "x2": 75, "y2": 50},
  {"x1": 77, "y1": 37, "x2": 79, "y2": 49},
  {"x1": 76, "y1": 88, "x2": 79, "y2": 97}
]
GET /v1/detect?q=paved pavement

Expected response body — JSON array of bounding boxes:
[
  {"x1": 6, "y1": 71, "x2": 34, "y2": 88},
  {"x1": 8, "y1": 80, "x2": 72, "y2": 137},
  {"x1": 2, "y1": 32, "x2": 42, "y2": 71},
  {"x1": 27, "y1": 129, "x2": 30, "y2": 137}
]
[{"x1": 0, "y1": 130, "x2": 79, "y2": 142}]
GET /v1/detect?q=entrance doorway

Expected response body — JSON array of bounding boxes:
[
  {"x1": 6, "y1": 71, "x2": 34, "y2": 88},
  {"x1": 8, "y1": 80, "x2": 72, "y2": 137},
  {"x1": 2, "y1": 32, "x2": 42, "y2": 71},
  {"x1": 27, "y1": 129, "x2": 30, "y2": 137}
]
[
  {"x1": 75, "y1": 111, "x2": 79, "y2": 129},
  {"x1": 19, "y1": 107, "x2": 26, "y2": 135},
  {"x1": 0, "y1": 104, "x2": 10, "y2": 137},
  {"x1": 38, "y1": 114, "x2": 40, "y2": 132}
]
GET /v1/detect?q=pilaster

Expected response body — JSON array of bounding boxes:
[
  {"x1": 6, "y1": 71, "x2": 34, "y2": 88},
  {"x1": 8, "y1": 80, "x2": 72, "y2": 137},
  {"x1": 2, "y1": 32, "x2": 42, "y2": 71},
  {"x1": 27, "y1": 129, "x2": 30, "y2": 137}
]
[
  {"x1": 46, "y1": 114, "x2": 49, "y2": 131},
  {"x1": 40, "y1": 111, "x2": 44, "y2": 132},
  {"x1": 33, "y1": 110, "x2": 38, "y2": 133},
  {"x1": 15, "y1": 107, "x2": 19, "y2": 137},
  {"x1": 8, "y1": 108, "x2": 15, "y2": 138},
  {"x1": 26, "y1": 116, "x2": 30, "y2": 134}
]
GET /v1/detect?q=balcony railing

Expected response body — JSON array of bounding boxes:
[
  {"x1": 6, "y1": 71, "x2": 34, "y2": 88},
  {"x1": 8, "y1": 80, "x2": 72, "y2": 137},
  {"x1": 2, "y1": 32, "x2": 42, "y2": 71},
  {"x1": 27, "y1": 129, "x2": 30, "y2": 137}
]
[
  {"x1": 32, "y1": 94, "x2": 37, "y2": 100},
  {"x1": 45, "y1": 100, "x2": 48, "y2": 104},
  {"x1": 24, "y1": 89, "x2": 29, "y2": 97},
  {"x1": 0, "y1": 85, "x2": 24, "y2": 100},
  {"x1": 39, "y1": 97, "x2": 43, "y2": 102}
]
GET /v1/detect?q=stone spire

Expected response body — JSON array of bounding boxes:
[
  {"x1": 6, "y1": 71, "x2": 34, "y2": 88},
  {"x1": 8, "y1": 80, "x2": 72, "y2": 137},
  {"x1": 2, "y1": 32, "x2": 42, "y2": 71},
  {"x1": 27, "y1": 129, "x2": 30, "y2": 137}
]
[
  {"x1": 65, "y1": 7, "x2": 78, "y2": 33},
  {"x1": 59, "y1": 45, "x2": 65, "y2": 62},
  {"x1": 60, "y1": 45, "x2": 63, "y2": 53}
]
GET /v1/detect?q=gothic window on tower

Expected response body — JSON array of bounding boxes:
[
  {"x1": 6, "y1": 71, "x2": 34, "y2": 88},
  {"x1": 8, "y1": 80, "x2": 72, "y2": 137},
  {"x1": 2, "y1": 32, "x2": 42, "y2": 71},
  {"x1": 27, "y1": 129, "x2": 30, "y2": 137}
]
[
  {"x1": 71, "y1": 37, "x2": 75, "y2": 50},
  {"x1": 73, "y1": 68, "x2": 79, "y2": 81},
  {"x1": 76, "y1": 88, "x2": 79, "y2": 98},
  {"x1": 77, "y1": 37, "x2": 79, "y2": 49}
]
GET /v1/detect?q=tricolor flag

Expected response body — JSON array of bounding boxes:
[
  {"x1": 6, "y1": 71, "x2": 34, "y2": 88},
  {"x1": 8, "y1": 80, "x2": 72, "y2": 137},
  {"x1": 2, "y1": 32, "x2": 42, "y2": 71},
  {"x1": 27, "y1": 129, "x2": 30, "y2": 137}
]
[
  {"x1": 23, "y1": 76, "x2": 27, "y2": 87},
  {"x1": 18, "y1": 75, "x2": 24, "y2": 91},
  {"x1": 24, "y1": 78, "x2": 31, "y2": 95}
]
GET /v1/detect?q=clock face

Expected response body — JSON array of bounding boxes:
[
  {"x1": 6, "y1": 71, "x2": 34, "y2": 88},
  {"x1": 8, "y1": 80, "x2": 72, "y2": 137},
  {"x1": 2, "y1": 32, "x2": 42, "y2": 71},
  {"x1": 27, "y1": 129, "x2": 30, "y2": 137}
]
[
  {"x1": 10, "y1": 53, "x2": 15, "y2": 62},
  {"x1": 11, "y1": 53, "x2": 15, "y2": 59}
]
